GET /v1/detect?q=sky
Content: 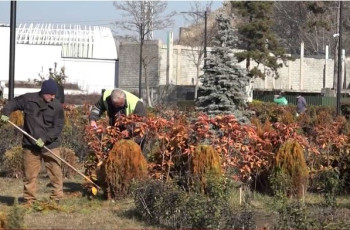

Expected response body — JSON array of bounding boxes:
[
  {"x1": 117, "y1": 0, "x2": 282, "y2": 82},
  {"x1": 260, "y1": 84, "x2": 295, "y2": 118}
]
[{"x1": 0, "y1": 1, "x2": 223, "y2": 43}]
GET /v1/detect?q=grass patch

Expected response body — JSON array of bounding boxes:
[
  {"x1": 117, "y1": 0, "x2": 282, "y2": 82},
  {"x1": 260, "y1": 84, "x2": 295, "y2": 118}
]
[{"x1": 0, "y1": 176, "x2": 150, "y2": 229}]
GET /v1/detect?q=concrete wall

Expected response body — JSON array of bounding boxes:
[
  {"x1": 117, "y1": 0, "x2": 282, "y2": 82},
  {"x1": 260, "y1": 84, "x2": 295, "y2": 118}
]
[
  {"x1": 118, "y1": 41, "x2": 203, "y2": 91},
  {"x1": 252, "y1": 57, "x2": 338, "y2": 92},
  {"x1": 159, "y1": 44, "x2": 203, "y2": 85},
  {"x1": 118, "y1": 40, "x2": 160, "y2": 96},
  {"x1": 118, "y1": 40, "x2": 350, "y2": 102}
]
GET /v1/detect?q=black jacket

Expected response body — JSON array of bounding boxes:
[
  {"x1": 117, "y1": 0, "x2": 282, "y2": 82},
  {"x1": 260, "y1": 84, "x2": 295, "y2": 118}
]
[{"x1": 1, "y1": 92, "x2": 65, "y2": 150}]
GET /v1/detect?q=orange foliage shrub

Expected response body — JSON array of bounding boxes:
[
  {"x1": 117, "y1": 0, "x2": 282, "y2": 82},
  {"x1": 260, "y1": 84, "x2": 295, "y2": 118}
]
[{"x1": 103, "y1": 139, "x2": 148, "y2": 199}]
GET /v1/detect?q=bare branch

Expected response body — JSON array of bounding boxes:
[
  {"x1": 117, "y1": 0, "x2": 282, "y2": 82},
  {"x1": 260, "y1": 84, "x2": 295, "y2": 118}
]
[{"x1": 113, "y1": 1, "x2": 175, "y2": 40}]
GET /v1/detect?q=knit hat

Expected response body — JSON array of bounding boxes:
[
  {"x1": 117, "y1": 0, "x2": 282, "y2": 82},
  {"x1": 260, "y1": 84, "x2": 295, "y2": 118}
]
[{"x1": 41, "y1": 78, "x2": 58, "y2": 95}]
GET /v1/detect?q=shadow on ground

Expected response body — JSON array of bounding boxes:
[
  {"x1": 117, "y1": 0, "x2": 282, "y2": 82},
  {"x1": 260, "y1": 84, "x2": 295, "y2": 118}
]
[
  {"x1": 63, "y1": 181, "x2": 84, "y2": 193},
  {"x1": 0, "y1": 196, "x2": 29, "y2": 206},
  {"x1": 0, "y1": 181, "x2": 85, "y2": 206}
]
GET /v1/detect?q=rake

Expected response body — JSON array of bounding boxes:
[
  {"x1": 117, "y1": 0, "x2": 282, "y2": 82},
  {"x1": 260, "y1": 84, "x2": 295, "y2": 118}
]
[{"x1": 7, "y1": 120, "x2": 101, "y2": 191}]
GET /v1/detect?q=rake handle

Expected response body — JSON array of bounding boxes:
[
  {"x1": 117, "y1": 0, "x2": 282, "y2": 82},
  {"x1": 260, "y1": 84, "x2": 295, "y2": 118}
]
[{"x1": 8, "y1": 120, "x2": 101, "y2": 190}]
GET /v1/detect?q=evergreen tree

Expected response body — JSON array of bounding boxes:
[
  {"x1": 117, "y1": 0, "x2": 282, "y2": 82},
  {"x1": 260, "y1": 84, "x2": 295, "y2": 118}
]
[
  {"x1": 196, "y1": 13, "x2": 251, "y2": 123},
  {"x1": 231, "y1": 1, "x2": 291, "y2": 79}
]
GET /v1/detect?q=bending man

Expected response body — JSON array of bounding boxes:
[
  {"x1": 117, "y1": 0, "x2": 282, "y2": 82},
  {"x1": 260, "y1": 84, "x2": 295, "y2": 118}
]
[{"x1": 89, "y1": 88, "x2": 146, "y2": 127}]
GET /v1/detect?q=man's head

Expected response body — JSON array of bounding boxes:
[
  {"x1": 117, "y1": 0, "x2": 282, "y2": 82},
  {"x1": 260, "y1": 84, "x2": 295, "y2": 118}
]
[
  {"x1": 40, "y1": 78, "x2": 57, "y2": 102},
  {"x1": 110, "y1": 89, "x2": 126, "y2": 108}
]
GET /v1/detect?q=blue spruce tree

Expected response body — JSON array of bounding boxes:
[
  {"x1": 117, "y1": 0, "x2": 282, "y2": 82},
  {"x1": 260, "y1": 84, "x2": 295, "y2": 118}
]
[{"x1": 196, "y1": 13, "x2": 252, "y2": 123}]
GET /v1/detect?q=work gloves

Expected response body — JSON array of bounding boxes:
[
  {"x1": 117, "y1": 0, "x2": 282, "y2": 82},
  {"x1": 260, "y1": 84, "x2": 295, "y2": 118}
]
[
  {"x1": 36, "y1": 138, "x2": 45, "y2": 148},
  {"x1": 1, "y1": 115, "x2": 9, "y2": 122}
]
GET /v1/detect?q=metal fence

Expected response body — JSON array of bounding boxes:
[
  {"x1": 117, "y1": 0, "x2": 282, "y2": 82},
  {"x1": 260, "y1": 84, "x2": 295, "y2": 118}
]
[{"x1": 252, "y1": 91, "x2": 344, "y2": 106}]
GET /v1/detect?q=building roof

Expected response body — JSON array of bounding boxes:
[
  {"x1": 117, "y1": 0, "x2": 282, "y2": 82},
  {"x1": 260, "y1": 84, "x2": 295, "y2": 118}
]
[{"x1": 13, "y1": 23, "x2": 117, "y2": 59}]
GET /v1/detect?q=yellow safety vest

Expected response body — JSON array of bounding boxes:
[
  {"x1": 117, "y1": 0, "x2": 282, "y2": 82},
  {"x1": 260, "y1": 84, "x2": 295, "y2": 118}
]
[{"x1": 102, "y1": 89, "x2": 141, "y2": 115}]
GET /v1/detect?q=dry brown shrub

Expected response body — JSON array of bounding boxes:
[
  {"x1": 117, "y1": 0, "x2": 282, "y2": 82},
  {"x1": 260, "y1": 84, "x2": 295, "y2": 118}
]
[
  {"x1": 274, "y1": 139, "x2": 309, "y2": 198},
  {"x1": 189, "y1": 145, "x2": 222, "y2": 193},
  {"x1": 59, "y1": 147, "x2": 78, "y2": 179},
  {"x1": 251, "y1": 118, "x2": 275, "y2": 138},
  {"x1": 1, "y1": 146, "x2": 23, "y2": 178},
  {"x1": 0, "y1": 212, "x2": 6, "y2": 228},
  {"x1": 279, "y1": 109, "x2": 295, "y2": 124},
  {"x1": 9, "y1": 111, "x2": 24, "y2": 127},
  {"x1": 103, "y1": 139, "x2": 148, "y2": 199}
]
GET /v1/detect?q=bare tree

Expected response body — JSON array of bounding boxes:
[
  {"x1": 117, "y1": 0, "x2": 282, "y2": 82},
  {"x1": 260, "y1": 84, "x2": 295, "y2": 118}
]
[
  {"x1": 113, "y1": 1, "x2": 175, "y2": 100},
  {"x1": 142, "y1": 55, "x2": 157, "y2": 107},
  {"x1": 273, "y1": 2, "x2": 339, "y2": 55},
  {"x1": 273, "y1": 2, "x2": 350, "y2": 89},
  {"x1": 179, "y1": 1, "x2": 220, "y2": 98},
  {"x1": 113, "y1": 1, "x2": 175, "y2": 39}
]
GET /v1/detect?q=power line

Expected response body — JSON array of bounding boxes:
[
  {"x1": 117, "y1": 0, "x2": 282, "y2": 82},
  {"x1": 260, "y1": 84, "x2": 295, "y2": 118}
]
[{"x1": 16, "y1": 19, "x2": 117, "y2": 24}]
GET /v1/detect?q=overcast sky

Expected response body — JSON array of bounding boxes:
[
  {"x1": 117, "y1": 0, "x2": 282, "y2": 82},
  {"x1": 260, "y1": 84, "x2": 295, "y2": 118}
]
[{"x1": 0, "y1": 1, "x2": 223, "y2": 43}]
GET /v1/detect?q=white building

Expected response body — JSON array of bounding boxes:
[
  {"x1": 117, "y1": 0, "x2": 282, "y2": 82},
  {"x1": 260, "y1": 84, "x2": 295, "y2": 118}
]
[{"x1": 0, "y1": 23, "x2": 118, "y2": 98}]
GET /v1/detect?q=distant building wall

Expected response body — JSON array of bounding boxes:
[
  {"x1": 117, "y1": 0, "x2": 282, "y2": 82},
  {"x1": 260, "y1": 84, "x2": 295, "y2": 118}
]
[
  {"x1": 0, "y1": 25, "x2": 117, "y2": 96},
  {"x1": 118, "y1": 39, "x2": 350, "y2": 102},
  {"x1": 0, "y1": 44, "x2": 62, "y2": 81},
  {"x1": 61, "y1": 58, "x2": 116, "y2": 94},
  {"x1": 0, "y1": 43, "x2": 117, "y2": 95}
]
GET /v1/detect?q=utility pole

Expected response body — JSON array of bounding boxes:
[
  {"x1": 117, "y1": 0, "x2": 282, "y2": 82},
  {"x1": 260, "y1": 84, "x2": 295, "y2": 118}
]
[
  {"x1": 336, "y1": 1, "x2": 343, "y2": 116},
  {"x1": 180, "y1": 10, "x2": 208, "y2": 98},
  {"x1": 9, "y1": 1, "x2": 17, "y2": 100},
  {"x1": 145, "y1": 1, "x2": 153, "y2": 40},
  {"x1": 180, "y1": 10, "x2": 208, "y2": 67},
  {"x1": 139, "y1": 23, "x2": 144, "y2": 99},
  {"x1": 204, "y1": 10, "x2": 207, "y2": 68}
]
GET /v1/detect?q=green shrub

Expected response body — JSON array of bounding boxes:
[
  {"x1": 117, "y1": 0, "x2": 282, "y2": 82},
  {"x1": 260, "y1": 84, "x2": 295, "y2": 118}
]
[
  {"x1": 133, "y1": 179, "x2": 187, "y2": 227},
  {"x1": 341, "y1": 102, "x2": 350, "y2": 119},
  {"x1": 276, "y1": 201, "x2": 315, "y2": 230},
  {"x1": 312, "y1": 168, "x2": 341, "y2": 207},
  {"x1": 133, "y1": 177, "x2": 250, "y2": 228},
  {"x1": 269, "y1": 168, "x2": 291, "y2": 203},
  {"x1": 5, "y1": 198, "x2": 25, "y2": 229}
]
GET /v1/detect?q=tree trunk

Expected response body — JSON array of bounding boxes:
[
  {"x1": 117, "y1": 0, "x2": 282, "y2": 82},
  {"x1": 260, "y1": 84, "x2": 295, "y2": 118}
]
[
  {"x1": 143, "y1": 60, "x2": 152, "y2": 107},
  {"x1": 195, "y1": 64, "x2": 200, "y2": 99}
]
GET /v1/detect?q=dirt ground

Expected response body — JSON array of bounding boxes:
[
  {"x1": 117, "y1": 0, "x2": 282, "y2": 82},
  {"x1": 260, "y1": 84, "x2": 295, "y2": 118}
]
[
  {"x1": 2, "y1": 174, "x2": 350, "y2": 229},
  {"x1": 0, "y1": 175, "x2": 150, "y2": 229}
]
